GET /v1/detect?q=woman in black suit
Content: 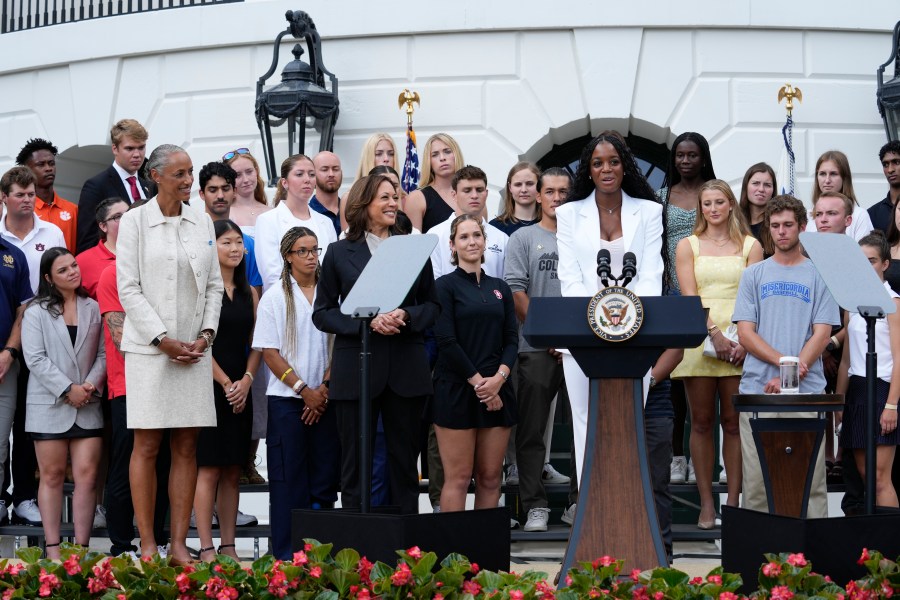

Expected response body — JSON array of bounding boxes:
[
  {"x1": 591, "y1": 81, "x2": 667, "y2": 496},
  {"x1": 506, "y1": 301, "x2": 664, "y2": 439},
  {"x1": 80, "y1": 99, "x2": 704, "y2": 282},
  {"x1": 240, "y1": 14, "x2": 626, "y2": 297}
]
[{"x1": 312, "y1": 174, "x2": 439, "y2": 514}]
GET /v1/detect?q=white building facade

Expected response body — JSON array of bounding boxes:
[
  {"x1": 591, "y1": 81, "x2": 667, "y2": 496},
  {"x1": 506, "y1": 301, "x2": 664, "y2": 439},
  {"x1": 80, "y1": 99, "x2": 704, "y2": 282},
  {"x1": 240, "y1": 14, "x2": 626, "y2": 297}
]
[{"x1": 0, "y1": 1, "x2": 895, "y2": 210}]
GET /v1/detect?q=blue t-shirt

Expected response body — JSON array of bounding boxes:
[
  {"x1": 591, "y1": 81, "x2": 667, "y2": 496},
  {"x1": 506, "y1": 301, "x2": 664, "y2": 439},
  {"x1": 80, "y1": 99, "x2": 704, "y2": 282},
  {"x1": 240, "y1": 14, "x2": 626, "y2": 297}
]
[
  {"x1": 732, "y1": 257, "x2": 840, "y2": 394},
  {"x1": 0, "y1": 240, "x2": 32, "y2": 346},
  {"x1": 243, "y1": 234, "x2": 263, "y2": 288}
]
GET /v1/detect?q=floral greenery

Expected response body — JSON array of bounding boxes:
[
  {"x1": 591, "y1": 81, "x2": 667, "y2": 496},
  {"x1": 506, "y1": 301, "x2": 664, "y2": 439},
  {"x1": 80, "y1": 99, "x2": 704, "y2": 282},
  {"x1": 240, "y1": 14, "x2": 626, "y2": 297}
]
[{"x1": 0, "y1": 542, "x2": 898, "y2": 599}]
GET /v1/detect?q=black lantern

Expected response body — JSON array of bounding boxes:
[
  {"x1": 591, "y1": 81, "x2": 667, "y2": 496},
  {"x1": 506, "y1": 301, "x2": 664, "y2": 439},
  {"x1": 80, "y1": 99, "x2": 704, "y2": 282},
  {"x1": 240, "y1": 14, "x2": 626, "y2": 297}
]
[
  {"x1": 255, "y1": 10, "x2": 339, "y2": 186},
  {"x1": 877, "y1": 20, "x2": 900, "y2": 142}
]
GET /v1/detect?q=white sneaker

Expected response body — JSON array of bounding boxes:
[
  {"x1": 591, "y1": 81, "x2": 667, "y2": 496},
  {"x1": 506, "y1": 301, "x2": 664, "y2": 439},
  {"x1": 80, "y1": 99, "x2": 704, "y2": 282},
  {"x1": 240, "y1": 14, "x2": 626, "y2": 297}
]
[
  {"x1": 189, "y1": 510, "x2": 218, "y2": 528},
  {"x1": 505, "y1": 464, "x2": 519, "y2": 485},
  {"x1": 542, "y1": 463, "x2": 571, "y2": 485},
  {"x1": 157, "y1": 545, "x2": 168, "y2": 559},
  {"x1": 687, "y1": 459, "x2": 697, "y2": 484},
  {"x1": 560, "y1": 503, "x2": 576, "y2": 526},
  {"x1": 12, "y1": 499, "x2": 41, "y2": 525},
  {"x1": 524, "y1": 507, "x2": 550, "y2": 532},
  {"x1": 670, "y1": 456, "x2": 687, "y2": 484},
  {"x1": 719, "y1": 466, "x2": 727, "y2": 484},
  {"x1": 93, "y1": 505, "x2": 107, "y2": 529},
  {"x1": 235, "y1": 509, "x2": 258, "y2": 527},
  {"x1": 118, "y1": 550, "x2": 138, "y2": 561}
]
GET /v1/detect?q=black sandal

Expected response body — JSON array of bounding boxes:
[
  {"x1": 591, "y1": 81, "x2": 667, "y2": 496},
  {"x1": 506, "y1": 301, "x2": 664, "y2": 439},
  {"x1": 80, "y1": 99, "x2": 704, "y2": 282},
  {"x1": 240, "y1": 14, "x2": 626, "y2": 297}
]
[
  {"x1": 198, "y1": 546, "x2": 216, "y2": 560},
  {"x1": 45, "y1": 542, "x2": 60, "y2": 557},
  {"x1": 218, "y1": 543, "x2": 235, "y2": 554}
]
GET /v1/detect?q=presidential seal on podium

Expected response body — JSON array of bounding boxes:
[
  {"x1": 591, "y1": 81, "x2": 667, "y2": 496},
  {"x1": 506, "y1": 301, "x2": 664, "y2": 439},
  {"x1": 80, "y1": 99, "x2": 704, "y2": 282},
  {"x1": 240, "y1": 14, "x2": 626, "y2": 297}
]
[{"x1": 587, "y1": 287, "x2": 644, "y2": 342}]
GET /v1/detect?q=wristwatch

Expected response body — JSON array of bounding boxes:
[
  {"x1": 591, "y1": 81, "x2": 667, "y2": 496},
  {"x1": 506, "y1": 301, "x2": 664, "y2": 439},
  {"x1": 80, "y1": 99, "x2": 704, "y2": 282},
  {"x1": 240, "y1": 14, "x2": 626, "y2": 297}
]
[
  {"x1": 1, "y1": 347, "x2": 19, "y2": 361},
  {"x1": 150, "y1": 333, "x2": 166, "y2": 347}
]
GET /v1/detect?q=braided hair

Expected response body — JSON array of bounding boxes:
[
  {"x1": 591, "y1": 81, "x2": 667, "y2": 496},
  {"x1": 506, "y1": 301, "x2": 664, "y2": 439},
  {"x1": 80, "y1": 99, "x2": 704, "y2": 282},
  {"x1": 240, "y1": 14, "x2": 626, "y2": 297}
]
[
  {"x1": 569, "y1": 132, "x2": 668, "y2": 283},
  {"x1": 279, "y1": 226, "x2": 319, "y2": 361}
]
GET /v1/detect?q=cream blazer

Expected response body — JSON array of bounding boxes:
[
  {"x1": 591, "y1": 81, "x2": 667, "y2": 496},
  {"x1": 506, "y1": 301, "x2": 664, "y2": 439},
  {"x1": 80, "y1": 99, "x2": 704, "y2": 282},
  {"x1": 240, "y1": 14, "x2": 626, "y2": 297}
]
[
  {"x1": 556, "y1": 190, "x2": 664, "y2": 298},
  {"x1": 22, "y1": 296, "x2": 106, "y2": 433},
  {"x1": 116, "y1": 198, "x2": 223, "y2": 353}
]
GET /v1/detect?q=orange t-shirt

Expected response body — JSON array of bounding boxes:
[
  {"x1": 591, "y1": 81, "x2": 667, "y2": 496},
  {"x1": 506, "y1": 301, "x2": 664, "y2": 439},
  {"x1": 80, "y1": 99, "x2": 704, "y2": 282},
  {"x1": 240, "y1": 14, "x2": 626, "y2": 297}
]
[{"x1": 34, "y1": 192, "x2": 78, "y2": 252}]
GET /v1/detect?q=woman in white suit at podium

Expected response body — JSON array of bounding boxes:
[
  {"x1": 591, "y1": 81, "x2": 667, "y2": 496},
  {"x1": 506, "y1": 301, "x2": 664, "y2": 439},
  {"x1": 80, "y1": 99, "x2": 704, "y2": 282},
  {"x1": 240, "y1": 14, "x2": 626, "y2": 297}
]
[{"x1": 555, "y1": 132, "x2": 665, "y2": 481}]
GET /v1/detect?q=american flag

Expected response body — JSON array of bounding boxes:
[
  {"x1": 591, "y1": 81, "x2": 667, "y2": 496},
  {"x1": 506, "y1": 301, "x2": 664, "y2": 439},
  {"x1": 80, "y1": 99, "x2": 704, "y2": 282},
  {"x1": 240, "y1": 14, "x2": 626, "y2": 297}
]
[{"x1": 401, "y1": 124, "x2": 420, "y2": 193}]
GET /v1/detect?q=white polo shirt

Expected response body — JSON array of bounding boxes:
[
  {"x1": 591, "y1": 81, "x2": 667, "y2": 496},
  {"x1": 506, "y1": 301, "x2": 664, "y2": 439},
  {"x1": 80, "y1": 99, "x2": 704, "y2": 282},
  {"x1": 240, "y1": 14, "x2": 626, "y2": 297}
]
[
  {"x1": 252, "y1": 280, "x2": 330, "y2": 398},
  {"x1": 0, "y1": 209, "x2": 66, "y2": 293},
  {"x1": 427, "y1": 215, "x2": 509, "y2": 280}
]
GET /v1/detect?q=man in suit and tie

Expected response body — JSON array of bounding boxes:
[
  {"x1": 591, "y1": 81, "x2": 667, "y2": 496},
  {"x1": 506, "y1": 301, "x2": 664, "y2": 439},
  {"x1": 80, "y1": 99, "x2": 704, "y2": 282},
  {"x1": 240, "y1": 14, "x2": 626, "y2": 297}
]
[{"x1": 76, "y1": 119, "x2": 156, "y2": 254}]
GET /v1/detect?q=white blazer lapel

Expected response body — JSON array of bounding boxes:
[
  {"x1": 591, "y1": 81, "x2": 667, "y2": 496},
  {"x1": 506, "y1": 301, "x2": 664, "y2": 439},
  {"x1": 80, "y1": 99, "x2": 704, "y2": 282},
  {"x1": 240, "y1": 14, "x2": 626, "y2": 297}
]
[{"x1": 621, "y1": 191, "x2": 640, "y2": 252}]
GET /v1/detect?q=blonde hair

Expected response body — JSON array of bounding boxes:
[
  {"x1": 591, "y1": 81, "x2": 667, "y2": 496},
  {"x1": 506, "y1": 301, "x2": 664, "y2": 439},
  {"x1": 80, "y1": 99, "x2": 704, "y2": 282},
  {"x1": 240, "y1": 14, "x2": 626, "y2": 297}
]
[
  {"x1": 693, "y1": 179, "x2": 750, "y2": 250},
  {"x1": 355, "y1": 133, "x2": 397, "y2": 179},
  {"x1": 225, "y1": 150, "x2": 268, "y2": 207},
  {"x1": 495, "y1": 161, "x2": 541, "y2": 225},
  {"x1": 279, "y1": 227, "x2": 319, "y2": 361},
  {"x1": 110, "y1": 119, "x2": 148, "y2": 145},
  {"x1": 419, "y1": 133, "x2": 465, "y2": 188}
]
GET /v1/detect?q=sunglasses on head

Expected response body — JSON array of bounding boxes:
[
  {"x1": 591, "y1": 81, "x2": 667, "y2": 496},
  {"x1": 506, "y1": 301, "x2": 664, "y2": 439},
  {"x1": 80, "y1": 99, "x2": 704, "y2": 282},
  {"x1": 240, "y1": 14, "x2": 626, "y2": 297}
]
[{"x1": 222, "y1": 148, "x2": 251, "y2": 161}]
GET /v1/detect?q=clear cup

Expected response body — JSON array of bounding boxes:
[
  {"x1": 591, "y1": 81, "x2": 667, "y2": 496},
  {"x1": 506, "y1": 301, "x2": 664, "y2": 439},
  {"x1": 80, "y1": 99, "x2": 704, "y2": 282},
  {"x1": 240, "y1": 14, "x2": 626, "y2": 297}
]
[{"x1": 779, "y1": 356, "x2": 800, "y2": 393}]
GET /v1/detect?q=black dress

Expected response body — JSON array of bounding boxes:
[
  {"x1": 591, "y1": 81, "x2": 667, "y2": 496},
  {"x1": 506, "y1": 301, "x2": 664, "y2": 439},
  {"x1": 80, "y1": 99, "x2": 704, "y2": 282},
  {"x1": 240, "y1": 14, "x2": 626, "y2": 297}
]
[
  {"x1": 421, "y1": 186, "x2": 454, "y2": 233},
  {"x1": 430, "y1": 268, "x2": 518, "y2": 429},
  {"x1": 197, "y1": 289, "x2": 254, "y2": 467}
]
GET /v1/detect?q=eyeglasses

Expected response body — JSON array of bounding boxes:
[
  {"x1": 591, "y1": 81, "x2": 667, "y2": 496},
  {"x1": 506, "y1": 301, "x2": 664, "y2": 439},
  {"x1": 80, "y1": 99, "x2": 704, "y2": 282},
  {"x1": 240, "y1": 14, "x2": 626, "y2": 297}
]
[
  {"x1": 288, "y1": 247, "x2": 322, "y2": 258},
  {"x1": 104, "y1": 213, "x2": 125, "y2": 223},
  {"x1": 222, "y1": 148, "x2": 251, "y2": 161}
]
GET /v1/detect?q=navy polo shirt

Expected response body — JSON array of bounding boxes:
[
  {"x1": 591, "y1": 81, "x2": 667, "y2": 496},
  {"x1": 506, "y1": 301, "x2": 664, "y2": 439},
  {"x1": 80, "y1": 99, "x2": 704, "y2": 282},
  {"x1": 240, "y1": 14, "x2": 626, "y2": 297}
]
[{"x1": 0, "y1": 239, "x2": 32, "y2": 347}]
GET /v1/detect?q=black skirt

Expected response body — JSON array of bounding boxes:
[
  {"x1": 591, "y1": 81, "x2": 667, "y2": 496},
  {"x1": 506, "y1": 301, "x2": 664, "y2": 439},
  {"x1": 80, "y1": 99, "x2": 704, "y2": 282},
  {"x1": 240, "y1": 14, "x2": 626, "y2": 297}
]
[
  {"x1": 428, "y1": 378, "x2": 517, "y2": 430},
  {"x1": 840, "y1": 375, "x2": 900, "y2": 448},
  {"x1": 31, "y1": 423, "x2": 102, "y2": 441}
]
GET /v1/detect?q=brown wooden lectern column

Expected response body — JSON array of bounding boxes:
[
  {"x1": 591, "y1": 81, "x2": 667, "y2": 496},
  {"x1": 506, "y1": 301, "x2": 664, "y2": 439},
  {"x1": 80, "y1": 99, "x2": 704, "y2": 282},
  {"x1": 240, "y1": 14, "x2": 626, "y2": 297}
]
[{"x1": 523, "y1": 296, "x2": 706, "y2": 578}]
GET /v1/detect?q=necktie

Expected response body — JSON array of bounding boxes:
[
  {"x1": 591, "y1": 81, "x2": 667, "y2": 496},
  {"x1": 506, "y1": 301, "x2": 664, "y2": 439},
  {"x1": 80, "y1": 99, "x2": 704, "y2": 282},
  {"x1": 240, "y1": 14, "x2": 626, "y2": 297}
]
[{"x1": 126, "y1": 176, "x2": 141, "y2": 202}]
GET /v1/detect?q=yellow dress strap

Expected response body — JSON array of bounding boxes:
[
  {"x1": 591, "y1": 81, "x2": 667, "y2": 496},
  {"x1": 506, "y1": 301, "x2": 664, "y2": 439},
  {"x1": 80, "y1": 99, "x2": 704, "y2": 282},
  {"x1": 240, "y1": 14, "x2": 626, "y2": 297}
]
[
  {"x1": 741, "y1": 235, "x2": 755, "y2": 262},
  {"x1": 688, "y1": 235, "x2": 700, "y2": 257}
]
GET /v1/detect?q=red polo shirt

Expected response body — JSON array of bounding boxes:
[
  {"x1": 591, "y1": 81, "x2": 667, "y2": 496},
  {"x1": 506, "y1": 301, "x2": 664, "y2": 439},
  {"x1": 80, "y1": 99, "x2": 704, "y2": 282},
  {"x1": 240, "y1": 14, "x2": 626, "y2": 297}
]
[
  {"x1": 76, "y1": 241, "x2": 115, "y2": 300},
  {"x1": 34, "y1": 192, "x2": 78, "y2": 252},
  {"x1": 97, "y1": 263, "x2": 125, "y2": 398}
]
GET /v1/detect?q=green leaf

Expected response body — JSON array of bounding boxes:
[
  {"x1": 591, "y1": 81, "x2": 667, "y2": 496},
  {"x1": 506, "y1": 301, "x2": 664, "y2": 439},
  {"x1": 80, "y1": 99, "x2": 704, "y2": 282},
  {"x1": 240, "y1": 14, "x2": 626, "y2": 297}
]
[
  {"x1": 652, "y1": 567, "x2": 691, "y2": 587},
  {"x1": 334, "y1": 548, "x2": 360, "y2": 571},
  {"x1": 475, "y1": 570, "x2": 503, "y2": 591},
  {"x1": 412, "y1": 552, "x2": 438, "y2": 578},
  {"x1": 15, "y1": 547, "x2": 41, "y2": 564},
  {"x1": 313, "y1": 591, "x2": 339, "y2": 600},
  {"x1": 370, "y1": 561, "x2": 395, "y2": 582},
  {"x1": 327, "y1": 568, "x2": 359, "y2": 596}
]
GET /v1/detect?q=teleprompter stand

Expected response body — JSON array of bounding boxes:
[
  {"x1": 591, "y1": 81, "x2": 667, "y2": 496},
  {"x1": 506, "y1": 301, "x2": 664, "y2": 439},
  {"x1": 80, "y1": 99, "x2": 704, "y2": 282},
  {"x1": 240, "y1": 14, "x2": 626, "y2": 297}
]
[
  {"x1": 524, "y1": 295, "x2": 706, "y2": 578},
  {"x1": 293, "y1": 234, "x2": 510, "y2": 571}
]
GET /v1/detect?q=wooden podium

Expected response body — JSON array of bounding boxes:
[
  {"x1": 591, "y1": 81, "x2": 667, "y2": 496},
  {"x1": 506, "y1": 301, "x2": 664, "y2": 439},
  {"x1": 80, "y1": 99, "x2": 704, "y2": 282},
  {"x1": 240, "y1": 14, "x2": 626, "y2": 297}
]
[
  {"x1": 732, "y1": 394, "x2": 844, "y2": 517},
  {"x1": 524, "y1": 296, "x2": 706, "y2": 576}
]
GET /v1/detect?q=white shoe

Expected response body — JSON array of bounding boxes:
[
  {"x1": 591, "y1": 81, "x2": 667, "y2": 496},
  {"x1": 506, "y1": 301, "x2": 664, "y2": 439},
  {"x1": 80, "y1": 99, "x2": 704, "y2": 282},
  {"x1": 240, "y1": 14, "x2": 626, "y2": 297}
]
[
  {"x1": 670, "y1": 456, "x2": 687, "y2": 484},
  {"x1": 542, "y1": 463, "x2": 570, "y2": 485},
  {"x1": 189, "y1": 510, "x2": 218, "y2": 528},
  {"x1": 560, "y1": 503, "x2": 576, "y2": 526},
  {"x1": 157, "y1": 545, "x2": 168, "y2": 559},
  {"x1": 118, "y1": 550, "x2": 138, "y2": 561},
  {"x1": 12, "y1": 499, "x2": 41, "y2": 525},
  {"x1": 236, "y1": 509, "x2": 258, "y2": 527},
  {"x1": 523, "y1": 507, "x2": 550, "y2": 532},
  {"x1": 719, "y1": 466, "x2": 727, "y2": 484},
  {"x1": 93, "y1": 504, "x2": 107, "y2": 529},
  {"x1": 687, "y1": 459, "x2": 697, "y2": 484},
  {"x1": 505, "y1": 464, "x2": 519, "y2": 485}
]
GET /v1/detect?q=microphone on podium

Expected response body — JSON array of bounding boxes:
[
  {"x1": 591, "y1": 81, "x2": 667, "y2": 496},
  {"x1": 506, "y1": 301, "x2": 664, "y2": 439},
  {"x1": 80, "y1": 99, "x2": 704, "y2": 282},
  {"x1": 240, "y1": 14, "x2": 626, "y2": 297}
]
[
  {"x1": 620, "y1": 252, "x2": 637, "y2": 288},
  {"x1": 596, "y1": 249, "x2": 611, "y2": 288}
]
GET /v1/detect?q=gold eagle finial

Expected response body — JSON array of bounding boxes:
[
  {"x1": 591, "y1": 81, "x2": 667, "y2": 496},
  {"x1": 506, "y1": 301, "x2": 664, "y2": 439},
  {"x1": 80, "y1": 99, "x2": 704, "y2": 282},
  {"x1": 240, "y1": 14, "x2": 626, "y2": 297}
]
[
  {"x1": 777, "y1": 84, "x2": 803, "y2": 116},
  {"x1": 398, "y1": 89, "x2": 420, "y2": 126}
]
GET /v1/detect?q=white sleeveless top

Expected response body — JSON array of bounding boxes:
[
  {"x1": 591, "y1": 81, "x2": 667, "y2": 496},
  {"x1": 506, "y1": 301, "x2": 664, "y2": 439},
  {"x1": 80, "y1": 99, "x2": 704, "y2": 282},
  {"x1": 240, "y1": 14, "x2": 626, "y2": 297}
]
[
  {"x1": 598, "y1": 237, "x2": 625, "y2": 288},
  {"x1": 848, "y1": 281, "x2": 900, "y2": 381}
]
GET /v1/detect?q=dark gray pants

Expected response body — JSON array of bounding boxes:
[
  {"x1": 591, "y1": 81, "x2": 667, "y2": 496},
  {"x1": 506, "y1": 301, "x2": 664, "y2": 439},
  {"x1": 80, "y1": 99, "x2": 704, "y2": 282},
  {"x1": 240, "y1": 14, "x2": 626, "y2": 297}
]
[{"x1": 515, "y1": 351, "x2": 567, "y2": 511}]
